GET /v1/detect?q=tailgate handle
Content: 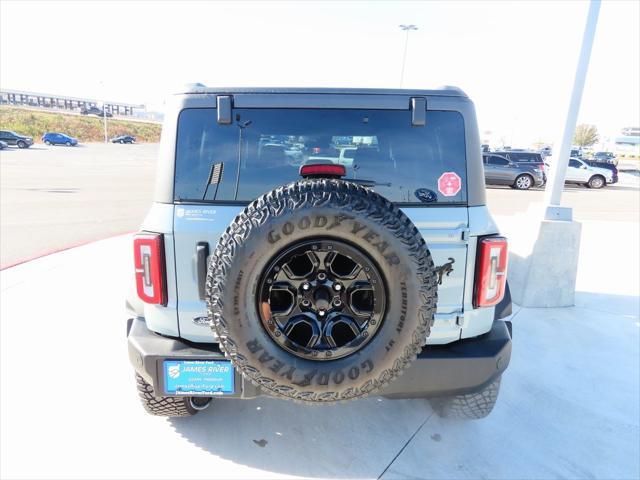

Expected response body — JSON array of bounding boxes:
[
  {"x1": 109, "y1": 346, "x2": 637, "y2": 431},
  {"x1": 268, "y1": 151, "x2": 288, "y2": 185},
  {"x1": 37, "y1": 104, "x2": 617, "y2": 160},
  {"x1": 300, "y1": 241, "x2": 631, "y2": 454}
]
[{"x1": 196, "y1": 242, "x2": 210, "y2": 300}]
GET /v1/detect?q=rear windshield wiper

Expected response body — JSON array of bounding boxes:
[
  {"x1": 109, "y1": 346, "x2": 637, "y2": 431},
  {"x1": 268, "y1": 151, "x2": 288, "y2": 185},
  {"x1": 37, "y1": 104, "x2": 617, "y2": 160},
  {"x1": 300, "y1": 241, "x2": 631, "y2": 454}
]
[{"x1": 344, "y1": 178, "x2": 392, "y2": 187}]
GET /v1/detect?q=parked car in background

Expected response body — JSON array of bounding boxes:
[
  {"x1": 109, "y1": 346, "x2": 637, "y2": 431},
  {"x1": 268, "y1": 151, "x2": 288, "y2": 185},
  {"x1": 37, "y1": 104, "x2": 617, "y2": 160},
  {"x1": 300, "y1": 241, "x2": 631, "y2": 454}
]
[
  {"x1": 565, "y1": 157, "x2": 613, "y2": 188},
  {"x1": 492, "y1": 150, "x2": 547, "y2": 184},
  {"x1": 0, "y1": 130, "x2": 33, "y2": 148},
  {"x1": 592, "y1": 151, "x2": 616, "y2": 164},
  {"x1": 539, "y1": 146, "x2": 552, "y2": 157},
  {"x1": 80, "y1": 106, "x2": 113, "y2": 117},
  {"x1": 42, "y1": 132, "x2": 78, "y2": 146},
  {"x1": 570, "y1": 148, "x2": 583, "y2": 158},
  {"x1": 111, "y1": 135, "x2": 136, "y2": 144},
  {"x1": 483, "y1": 154, "x2": 544, "y2": 190},
  {"x1": 0, "y1": 140, "x2": 8, "y2": 150},
  {"x1": 584, "y1": 158, "x2": 619, "y2": 183}
]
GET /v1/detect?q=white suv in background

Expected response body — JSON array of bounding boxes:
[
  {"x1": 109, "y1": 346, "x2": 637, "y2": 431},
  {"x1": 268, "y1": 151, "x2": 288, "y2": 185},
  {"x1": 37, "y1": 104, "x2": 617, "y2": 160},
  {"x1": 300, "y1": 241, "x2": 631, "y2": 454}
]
[{"x1": 565, "y1": 157, "x2": 613, "y2": 188}]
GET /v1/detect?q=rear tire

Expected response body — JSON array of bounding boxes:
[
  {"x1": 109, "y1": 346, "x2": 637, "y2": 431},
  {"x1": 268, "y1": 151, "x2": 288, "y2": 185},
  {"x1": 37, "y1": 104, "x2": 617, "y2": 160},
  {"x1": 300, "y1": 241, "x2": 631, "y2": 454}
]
[
  {"x1": 588, "y1": 175, "x2": 605, "y2": 189},
  {"x1": 430, "y1": 376, "x2": 502, "y2": 420},
  {"x1": 513, "y1": 174, "x2": 533, "y2": 190},
  {"x1": 135, "y1": 373, "x2": 208, "y2": 417},
  {"x1": 44, "y1": 140, "x2": 52, "y2": 145}
]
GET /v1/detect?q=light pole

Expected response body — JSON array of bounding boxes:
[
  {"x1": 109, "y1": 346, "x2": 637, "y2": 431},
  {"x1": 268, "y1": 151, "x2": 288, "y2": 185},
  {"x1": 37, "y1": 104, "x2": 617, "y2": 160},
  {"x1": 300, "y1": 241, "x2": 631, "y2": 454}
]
[
  {"x1": 99, "y1": 80, "x2": 108, "y2": 143},
  {"x1": 399, "y1": 24, "x2": 417, "y2": 88},
  {"x1": 544, "y1": 0, "x2": 601, "y2": 220},
  {"x1": 103, "y1": 106, "x2": 108, "y2": 144},
  {"x1": 507, "y1": 0, "x2": 601, "y2": 308}
]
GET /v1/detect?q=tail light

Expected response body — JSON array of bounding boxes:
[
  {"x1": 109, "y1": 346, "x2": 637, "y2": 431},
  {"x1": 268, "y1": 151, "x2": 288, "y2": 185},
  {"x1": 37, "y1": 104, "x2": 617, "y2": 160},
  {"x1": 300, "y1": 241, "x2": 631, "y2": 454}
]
[
  {"x1": 473, "y1": 236, "x2": 508, "y2": 308},
  {"x1": 133, "y1": 233, "x2": 167, "y2": 305},
  {"x1": 300, "y1": 164, "x2": 346, "y2": 178}
]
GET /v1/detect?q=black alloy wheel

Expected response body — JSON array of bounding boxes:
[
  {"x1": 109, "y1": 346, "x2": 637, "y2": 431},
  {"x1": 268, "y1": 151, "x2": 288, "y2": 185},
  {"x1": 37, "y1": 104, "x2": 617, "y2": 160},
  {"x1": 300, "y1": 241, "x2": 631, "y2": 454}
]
[{"x1": 258, "y1": 239, "x2": 386, "y2": 361}]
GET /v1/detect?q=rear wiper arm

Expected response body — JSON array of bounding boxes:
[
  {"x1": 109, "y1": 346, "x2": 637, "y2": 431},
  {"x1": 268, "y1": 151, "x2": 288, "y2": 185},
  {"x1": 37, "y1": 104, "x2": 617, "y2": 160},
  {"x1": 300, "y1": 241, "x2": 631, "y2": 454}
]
[{"x1": 344, "y1": 178, "x2": 392, "y2": 187}]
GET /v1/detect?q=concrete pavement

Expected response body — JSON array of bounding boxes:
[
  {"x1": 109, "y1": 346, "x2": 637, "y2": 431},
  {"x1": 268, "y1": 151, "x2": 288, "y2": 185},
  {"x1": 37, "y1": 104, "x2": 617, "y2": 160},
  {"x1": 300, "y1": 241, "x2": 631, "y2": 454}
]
[{"x1": 1, "y1": 214, "x2": 638, "y2": 479}]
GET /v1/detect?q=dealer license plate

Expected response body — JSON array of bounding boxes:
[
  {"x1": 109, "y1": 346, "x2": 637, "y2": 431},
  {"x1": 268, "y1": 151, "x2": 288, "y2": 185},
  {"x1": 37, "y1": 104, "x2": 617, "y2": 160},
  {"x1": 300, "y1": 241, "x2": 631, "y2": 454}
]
[{"x1": 163, "y1": 360, "x2": 234, "y2": 396}]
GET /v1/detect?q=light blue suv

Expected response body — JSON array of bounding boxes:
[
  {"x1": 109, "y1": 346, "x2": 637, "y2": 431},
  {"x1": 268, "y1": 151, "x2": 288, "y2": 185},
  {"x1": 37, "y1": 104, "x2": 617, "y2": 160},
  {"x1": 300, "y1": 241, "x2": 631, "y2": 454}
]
[{"x1": 127, "y1": 87, "x2": 513, "y2": 419}]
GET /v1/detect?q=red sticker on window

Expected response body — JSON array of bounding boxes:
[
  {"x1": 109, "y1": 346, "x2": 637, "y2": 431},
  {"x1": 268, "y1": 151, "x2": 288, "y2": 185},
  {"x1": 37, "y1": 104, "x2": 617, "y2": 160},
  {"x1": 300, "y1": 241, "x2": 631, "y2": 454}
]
[{"x1": 437, "y1": 172, "x2": 462, "y2": 197}]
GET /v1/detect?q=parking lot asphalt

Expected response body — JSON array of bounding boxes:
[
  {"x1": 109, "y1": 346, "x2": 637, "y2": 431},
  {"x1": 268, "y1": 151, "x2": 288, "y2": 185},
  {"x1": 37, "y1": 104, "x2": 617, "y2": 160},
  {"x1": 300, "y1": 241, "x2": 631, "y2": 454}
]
[
  {"x1": 0, "y1": 143, "x2": 156, "y2": 267},
  {"x1": 1, "y1": 217, "x2": 637, "y2": 479},
  {"x1": 1, "y1": 143, "x2": 639, "y2": 267}
]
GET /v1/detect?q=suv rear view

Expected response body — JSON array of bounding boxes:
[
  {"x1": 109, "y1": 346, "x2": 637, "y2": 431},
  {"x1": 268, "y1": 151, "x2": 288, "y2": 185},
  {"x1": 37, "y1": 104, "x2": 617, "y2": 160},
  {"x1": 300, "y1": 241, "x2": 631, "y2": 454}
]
[{"x1": 127, "y1": 87, "x2": 512, "y2": 419}]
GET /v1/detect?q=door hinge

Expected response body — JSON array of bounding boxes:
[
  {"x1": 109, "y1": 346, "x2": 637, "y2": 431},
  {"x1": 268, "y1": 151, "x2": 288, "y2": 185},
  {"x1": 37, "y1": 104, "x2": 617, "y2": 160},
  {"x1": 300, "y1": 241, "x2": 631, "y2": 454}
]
[
  {"x1": 410, "y1": 97, "x2": 427, "y2": 126},
  {"x1": 216, "y1": 95, "x2": 233, "y2": 124}
]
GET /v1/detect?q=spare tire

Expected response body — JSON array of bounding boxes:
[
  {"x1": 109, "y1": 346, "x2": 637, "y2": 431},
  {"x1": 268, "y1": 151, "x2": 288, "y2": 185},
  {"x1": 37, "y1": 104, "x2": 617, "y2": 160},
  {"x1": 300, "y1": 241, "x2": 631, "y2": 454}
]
[{"x1": 206, "y1": 179, "x2": 437, "y2": 402}]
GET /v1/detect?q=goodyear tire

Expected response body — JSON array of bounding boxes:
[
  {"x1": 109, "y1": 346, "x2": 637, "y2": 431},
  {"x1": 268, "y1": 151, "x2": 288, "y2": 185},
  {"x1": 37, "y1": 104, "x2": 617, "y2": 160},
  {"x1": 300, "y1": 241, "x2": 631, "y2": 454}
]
[{"x1": 206, "y1": 179, "x2": 437, "y2": 403}]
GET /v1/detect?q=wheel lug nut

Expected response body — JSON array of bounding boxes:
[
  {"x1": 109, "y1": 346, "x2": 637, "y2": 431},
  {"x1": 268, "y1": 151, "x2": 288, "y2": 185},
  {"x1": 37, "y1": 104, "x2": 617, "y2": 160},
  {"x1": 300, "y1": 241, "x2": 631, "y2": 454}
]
[
  {"x1": 317, "y1": 273, "x2": 326, "y2": 281},
  {"x1": 333, "y1": 283, "x2": 342, "y2": 291},
  {"x1": 333, "y1": 299, "x2": 342, "y2": 307},
  {"x1": 302, "y1": 283, "x2": 310, "y2": 291},
  {"x1": 318, "y1": 309, "x2": 326, "y2": 316},
  {"x1": 301, "y1": 299, "x2": 310, "y2": 307}
]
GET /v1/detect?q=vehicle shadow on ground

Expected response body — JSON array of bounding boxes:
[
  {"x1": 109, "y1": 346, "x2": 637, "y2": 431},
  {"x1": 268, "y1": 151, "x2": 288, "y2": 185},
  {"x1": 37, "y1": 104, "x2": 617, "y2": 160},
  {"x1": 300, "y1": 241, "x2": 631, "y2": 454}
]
[{"x1": 169, "y1": 394, "x2": 438, "y2": 478}]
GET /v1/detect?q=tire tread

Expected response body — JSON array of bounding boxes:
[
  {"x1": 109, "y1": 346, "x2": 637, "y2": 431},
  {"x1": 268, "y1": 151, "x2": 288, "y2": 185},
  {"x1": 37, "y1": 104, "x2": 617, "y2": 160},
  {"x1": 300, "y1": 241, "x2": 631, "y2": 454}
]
[
  {"x1": 135, "y1": 374, "x2": 197, "y2": 417},
  {"x1": 431, "y1": 376, "x2": 501, "y2": 419}
]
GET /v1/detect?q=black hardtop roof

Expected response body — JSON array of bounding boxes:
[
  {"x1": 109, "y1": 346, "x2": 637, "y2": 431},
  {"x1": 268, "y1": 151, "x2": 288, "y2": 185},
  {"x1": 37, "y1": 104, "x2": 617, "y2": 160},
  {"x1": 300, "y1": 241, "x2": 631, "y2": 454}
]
[{"x1": 178, "y1": 85, "x2": 467, "y2": 98}]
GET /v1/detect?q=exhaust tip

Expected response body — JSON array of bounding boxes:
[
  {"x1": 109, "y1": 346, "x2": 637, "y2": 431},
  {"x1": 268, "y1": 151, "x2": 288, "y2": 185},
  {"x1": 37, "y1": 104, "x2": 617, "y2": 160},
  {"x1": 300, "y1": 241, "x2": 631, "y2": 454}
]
[{"x1": 189, "y1": 397, "x2": 212, "y2": 411}]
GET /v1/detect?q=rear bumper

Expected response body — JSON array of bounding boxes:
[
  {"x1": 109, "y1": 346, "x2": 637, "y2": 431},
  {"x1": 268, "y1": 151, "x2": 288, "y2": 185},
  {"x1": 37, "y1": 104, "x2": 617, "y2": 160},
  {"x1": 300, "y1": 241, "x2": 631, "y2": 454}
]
[{"x1": 127, "y1": 317, "x2": 512, "y2": 400}]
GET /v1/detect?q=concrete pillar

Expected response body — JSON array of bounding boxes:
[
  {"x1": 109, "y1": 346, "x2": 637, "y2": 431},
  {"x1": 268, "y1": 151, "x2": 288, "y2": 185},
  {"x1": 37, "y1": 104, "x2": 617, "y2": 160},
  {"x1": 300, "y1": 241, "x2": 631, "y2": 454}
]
[{"x1": 507, "y1": 210, "x2": 582, "y2": 307}]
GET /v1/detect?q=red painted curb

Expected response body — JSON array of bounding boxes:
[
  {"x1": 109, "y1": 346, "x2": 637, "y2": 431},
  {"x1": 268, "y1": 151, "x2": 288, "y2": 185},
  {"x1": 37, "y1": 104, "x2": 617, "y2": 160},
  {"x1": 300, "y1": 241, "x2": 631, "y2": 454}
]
[{"x1": 0, "y1": 231, "x2": 134, "y2": 271}]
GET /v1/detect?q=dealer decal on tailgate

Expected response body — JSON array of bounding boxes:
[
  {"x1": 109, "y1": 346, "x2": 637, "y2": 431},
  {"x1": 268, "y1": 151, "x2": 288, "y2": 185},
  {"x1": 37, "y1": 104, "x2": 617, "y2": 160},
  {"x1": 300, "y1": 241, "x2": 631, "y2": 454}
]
[{"x1": 163, "y1": 360, "x2": 234, "y2": 395}]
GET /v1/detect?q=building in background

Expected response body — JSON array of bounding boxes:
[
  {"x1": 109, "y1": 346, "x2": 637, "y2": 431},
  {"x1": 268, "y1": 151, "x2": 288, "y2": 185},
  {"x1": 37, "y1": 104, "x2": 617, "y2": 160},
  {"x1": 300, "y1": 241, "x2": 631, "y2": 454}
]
[
  {"x1": 613, "y1": 126, "x2": 640, "y2": 158},
  {"x1": 0, "y1": 89, "x2": 144, "y2": 117}
]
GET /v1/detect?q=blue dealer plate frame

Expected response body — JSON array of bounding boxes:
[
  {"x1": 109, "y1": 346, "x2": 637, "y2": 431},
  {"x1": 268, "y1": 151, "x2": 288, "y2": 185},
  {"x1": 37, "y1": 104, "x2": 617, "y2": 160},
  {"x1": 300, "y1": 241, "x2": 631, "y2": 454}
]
[{"x1": 163, "y1": 360, "x2": 234, "y2": 396}]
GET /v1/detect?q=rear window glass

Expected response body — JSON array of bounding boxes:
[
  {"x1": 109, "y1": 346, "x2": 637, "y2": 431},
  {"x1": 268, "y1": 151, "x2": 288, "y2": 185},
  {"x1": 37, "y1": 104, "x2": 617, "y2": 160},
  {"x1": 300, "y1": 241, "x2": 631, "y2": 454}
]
[{"x1": 174, "y1": 108, "x2": 467, "y2": 204}]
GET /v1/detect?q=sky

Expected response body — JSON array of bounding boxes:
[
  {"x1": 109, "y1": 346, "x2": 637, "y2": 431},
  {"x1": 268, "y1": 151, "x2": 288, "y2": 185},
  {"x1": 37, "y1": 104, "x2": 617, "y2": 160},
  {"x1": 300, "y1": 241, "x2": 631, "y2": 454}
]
[{"x1": 1, "y1": 0, "x2": 639, "y2": 147}]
